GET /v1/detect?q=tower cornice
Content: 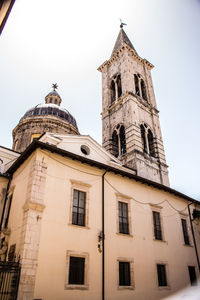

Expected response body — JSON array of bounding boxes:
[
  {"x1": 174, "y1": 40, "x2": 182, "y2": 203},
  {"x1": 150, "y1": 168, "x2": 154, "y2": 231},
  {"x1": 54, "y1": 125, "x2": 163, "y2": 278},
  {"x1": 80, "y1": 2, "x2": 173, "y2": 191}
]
[
  {"x1": 101, "y1": 92, "x2": 158, "y2": 118},
  {"x1": 98, "y1": 43, "x2": 154, "y2": 72}
]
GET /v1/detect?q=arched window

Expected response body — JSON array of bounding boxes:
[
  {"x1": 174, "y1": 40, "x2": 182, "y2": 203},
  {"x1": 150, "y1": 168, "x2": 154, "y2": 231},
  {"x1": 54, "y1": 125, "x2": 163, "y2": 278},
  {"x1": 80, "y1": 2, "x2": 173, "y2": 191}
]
[
  {"x1": 147, "y1": 129, "x2": 155, "y2": 157},
  {"x1": 120, "y1": 125, "x2": 126, "y2": 155},
  {"x1": 140, "y1": 124, "x2": 155, "y2": 157},
  {"x1": 112, "y1": 130, "x2": 119, "y2": 157},
  {"x1": 134, "y1": 74, "x2": 140, "y2": 96},
  {"x1": 111, "y1": 80, "x2": 116, "y2": 104},
  {"x1": 140, "y1": 124, "x2": 147, "y2": 153},
  {"x1": 141, "y1": 79, "x2": 147, "y2": 101},
  {"x1": 117, "y1": 75, "x2": 122, "y2": 98},
  {"x1": 112, "y1": 124, "x2": 126, "y2": 157},
  {"x1": 110, "y1": 74, "x2": 122, "y2": 104},
  {"x1": 54, "y1": 99, "x2": 57, "y2": 105},
  {"x1": 134, "y1": 74, "x2": 148, "y2": 101}
]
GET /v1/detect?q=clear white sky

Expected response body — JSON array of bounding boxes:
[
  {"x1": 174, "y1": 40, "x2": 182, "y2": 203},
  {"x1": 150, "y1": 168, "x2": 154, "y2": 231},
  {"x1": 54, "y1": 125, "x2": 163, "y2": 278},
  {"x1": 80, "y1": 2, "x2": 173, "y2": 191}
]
[{"x1": 0, "y1": 0, "x2": 200, "y2": 200}]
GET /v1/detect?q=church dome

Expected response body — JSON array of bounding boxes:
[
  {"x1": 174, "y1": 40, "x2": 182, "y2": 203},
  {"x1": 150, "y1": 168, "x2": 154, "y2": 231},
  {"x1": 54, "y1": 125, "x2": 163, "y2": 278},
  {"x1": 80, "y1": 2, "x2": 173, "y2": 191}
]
[
  {"x1": 21, "y1": 103, "x2": 78, "y2": 130},
  {"x1": 12, "y1": 85, "x2": 79, "y2": 152}
]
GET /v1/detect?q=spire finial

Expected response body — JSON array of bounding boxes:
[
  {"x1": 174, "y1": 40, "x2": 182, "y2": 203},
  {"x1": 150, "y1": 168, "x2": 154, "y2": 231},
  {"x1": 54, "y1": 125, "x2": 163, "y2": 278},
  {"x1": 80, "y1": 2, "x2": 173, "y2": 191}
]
[
  {"x1": 52, "y1": 83, "x2": 58, "y2": 91},
  {"x1": 120, "y1": 19, "x2": 127, "y2": 29}
]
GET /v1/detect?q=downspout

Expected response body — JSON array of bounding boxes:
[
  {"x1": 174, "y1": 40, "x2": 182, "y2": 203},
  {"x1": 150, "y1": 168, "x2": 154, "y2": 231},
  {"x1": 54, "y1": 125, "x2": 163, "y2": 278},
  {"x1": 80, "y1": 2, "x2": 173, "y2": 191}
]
[
  {"x1": 102, "y1": 169, "x2": 108, "y2": 300},
  {"x1": 0, "y1": 174, "x2": 12, "y2": 238},
  {"x1": 188, "y1": 202, "x2": 200, "y2": 272}
]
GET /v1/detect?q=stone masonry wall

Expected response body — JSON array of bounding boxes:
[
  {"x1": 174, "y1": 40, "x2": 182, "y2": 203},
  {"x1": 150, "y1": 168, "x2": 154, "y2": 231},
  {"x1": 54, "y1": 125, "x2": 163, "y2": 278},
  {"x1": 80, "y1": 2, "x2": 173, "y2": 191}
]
[{"x1": 17, "y1": 156, "x2": 47, "y2": 300}]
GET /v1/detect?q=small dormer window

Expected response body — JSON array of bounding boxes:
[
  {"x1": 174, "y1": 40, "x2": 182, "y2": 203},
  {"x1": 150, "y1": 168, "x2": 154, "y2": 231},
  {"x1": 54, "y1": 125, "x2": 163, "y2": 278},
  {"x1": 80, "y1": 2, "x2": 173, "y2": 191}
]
[
  {"x1": 54, "y1": 99, "x2": 57, "y2": 105},
  {"x1": 49, "y1": 98, "x2": 52, "y2": 103}
]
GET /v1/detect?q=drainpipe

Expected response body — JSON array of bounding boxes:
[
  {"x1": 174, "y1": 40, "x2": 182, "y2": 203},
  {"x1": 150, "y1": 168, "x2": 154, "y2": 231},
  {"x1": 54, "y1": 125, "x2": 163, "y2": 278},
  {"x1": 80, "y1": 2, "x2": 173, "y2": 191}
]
[
  {"x1": 0, "y1": 175, "x2": 12, "y2": 239},
  {"x1": 102, "y1": 170, "x2": 108, "y2": 300},
  {"x1": 188, "y1": 202, "x2": 200, "y2": 272}
]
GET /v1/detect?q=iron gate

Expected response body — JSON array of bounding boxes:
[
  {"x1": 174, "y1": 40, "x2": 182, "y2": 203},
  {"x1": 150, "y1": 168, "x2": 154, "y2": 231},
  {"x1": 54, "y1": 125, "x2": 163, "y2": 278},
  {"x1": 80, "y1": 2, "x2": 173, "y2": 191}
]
[{"x1": 0, "y1": 260, "x2": 21, "y2": 300}]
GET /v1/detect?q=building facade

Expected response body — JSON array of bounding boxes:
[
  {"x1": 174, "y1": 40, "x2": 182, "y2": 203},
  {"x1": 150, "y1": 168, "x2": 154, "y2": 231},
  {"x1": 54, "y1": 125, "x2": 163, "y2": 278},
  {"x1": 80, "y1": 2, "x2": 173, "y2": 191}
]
[{"x1": 0, "y1": 27, "x2": 200, "y2": 300}]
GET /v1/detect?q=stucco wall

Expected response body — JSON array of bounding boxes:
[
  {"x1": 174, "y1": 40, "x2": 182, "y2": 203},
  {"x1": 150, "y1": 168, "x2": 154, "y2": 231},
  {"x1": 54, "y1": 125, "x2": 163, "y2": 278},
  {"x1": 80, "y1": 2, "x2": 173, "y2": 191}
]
[{"x1": 4, "y1": 149, "x2": 199, "y2": 300}]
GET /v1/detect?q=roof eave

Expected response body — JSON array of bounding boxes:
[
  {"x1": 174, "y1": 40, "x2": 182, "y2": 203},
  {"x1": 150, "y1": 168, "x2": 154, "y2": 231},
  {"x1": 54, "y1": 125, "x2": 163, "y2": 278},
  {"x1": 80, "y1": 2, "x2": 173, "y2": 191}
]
[{"x1": 6, "y1": 140, "x2": 199, "y2": 204}]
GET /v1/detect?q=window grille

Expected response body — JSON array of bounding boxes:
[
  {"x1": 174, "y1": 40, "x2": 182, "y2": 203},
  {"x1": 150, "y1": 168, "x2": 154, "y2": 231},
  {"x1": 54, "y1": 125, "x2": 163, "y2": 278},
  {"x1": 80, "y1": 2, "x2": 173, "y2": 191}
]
[
  {"x1": 153, "y1": 211, "x2": 162, "y2": 240},
  {"x1": 181, "y1": 219, "x2": 190, "y2": 245},
  {"x1": 119, "y1": 202, "x2": 129, "y2": 234},
  {"x1": 72, "y1": 190, "x2": 86, "y2": 226}
]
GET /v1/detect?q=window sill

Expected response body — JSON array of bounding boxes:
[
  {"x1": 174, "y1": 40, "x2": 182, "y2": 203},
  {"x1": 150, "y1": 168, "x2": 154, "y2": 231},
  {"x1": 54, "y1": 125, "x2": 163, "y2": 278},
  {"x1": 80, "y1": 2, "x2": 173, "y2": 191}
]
[
  {"x1": 118, "y1": 286, "x2": 135, "y2": 290},
  {"x1": 158, "y1": 286, "x2": 171, "y2": 290},
  {"x1": 65, "y1": 284, "x2": 89, "y2": 290},
  {"x1": 153, "y1": 239, "x2": 167, "y2": 243},
  {"x1": 183, "y1": 243, "x2": 193, "y2": 248},
  {"x1": 68, "y1": 223, "x2": 90, "y2": 230},
  {"x1": 116, "y1": 232, "x2": 133, "y2": 238}
]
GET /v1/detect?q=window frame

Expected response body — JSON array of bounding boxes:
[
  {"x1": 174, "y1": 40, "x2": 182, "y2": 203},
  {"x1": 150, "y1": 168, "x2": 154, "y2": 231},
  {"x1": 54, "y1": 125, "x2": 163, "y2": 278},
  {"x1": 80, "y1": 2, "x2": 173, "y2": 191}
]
[
  {"x1": 69, "y1": 180, "x2": 91, "y2": 229},
  {"x1": 150, "y1": 204, "x2": 165, "y2": 242},
  {"x1": 117, "y1": 258, "x2": 135, "y2": 290},
  {"x1": 116, "y1": 193, "x2": 132, "y2": 236},
  {"x1": 155, "y1": 261, "x2": 170, "y2": 290},
  {"x1": 180, "y1": 215, "x2": 191, "y2": 246},
  {"x1": 156, "y1": 264, "x2": 168, "y2": 287},
  {"x1": 65, "y1": 250, "x2": 89, "y2": 290},
  {"x1": 72, "y1": 189, "x2": 86, "y2": 227},
  {"x1": 118, "y1": 201, "x2": 129, "y2": 235},
  {"x1": 153, "y1": 211, "x2": 162, "y2": 241}
]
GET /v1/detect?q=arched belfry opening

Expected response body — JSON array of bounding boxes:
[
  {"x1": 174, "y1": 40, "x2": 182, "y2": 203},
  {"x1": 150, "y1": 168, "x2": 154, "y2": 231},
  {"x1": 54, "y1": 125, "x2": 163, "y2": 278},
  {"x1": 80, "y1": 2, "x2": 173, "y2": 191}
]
[
  {"x1": 117, "y1": 75, "x2": 122, "y2": 98},
  {"x1": 112, "y1": 130, "x2": 119, "y2": 157},
  {"x1": 147, "y1": 129, "x2": 155, "y2": 157},
  {"x1": 110, "y1": 74, "x2": 122, "y2": 104},
  {"x1": 111, "y1": 80, "x2": 116, "y2": 104},
  {"x1": 112, "y1": 124, "x2": 126, "y2": 158},
  {"x1": 134, "y1": 74, "x2": 147, "y2": 101},
  {"x1": 140, "y1": 124, "x2": 155, "y2": 157},
  {"x1": 134, "y1": 74, "x2": 140, "y2": 96},
  {"x1": 119, "y1": 125, "x2": 126, "y2": 156},
  {"x1": 141, "y1": 79, "x2": 147, "y2": 101},
  {"x1": 140, "y1": 124, "x2": 147, "y2": 153}
]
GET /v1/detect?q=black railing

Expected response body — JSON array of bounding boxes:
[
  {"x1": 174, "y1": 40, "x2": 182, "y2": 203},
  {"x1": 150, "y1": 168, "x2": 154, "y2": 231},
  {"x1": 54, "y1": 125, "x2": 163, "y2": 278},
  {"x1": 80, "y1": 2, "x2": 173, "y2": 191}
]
[{"x1": 0, "y1": 259, "x2": 21, "y2": 300}]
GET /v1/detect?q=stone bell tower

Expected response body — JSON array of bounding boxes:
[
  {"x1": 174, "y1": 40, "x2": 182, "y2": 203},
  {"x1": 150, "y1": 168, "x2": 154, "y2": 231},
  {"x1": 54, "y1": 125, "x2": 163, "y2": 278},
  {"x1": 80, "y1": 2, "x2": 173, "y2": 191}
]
[{"x1": 98, "y1": 26, "x2": 169, "y2": 186}]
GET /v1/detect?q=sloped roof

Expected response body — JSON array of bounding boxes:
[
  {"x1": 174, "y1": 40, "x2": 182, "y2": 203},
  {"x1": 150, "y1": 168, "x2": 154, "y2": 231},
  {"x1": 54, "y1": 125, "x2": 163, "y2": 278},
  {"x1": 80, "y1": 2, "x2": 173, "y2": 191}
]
[
  {"x1": 111, "y1": 28, "x2": 136, "y2": 56},
  {"x1": 6, "y1": 138, "x2": 199, "y2": 205}
]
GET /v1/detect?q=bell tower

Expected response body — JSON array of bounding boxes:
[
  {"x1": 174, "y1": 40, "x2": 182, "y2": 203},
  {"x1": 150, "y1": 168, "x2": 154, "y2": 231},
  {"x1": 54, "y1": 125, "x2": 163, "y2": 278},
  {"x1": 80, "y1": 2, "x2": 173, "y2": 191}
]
[{"x1": 98, "y1": 26, "x2": 169, "y2": 186}]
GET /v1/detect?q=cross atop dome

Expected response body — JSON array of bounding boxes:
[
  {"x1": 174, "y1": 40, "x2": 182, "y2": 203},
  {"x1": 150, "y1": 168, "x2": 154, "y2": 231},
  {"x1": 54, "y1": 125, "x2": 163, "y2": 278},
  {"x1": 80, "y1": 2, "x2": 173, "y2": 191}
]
[{"x1": 52, "y1": 83, "x2": 58, "y2": 91}]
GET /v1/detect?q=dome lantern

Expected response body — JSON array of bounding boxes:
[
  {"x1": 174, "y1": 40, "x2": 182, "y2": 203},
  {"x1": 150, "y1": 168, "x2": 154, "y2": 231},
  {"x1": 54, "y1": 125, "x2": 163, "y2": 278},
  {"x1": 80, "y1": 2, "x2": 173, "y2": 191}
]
[
  {"x1": 45, "y1": 83, "x2": 62, "y2": 106},
  {"x1": 12, "y1": 85, "x2": 79, "y2": 152}
]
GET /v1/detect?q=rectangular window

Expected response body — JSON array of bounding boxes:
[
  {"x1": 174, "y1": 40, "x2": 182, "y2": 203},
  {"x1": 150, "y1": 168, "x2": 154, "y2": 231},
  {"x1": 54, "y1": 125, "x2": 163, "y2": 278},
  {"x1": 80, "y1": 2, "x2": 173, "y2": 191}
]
[
  {"x1": 181, "y1": 219, "x2": 190, "y2": 245},
  {"x1": 68, "y1": 256, "x2": 85, "y2": 285},
  {"x1": 118, "y1": 202, "x2": 129, "y2": 234},
  {"x1": 119, "y1": 262, "x2": 131, "y2": 286},
  {"x1": 153, "y1": 211, "x2": 162, "y2": 240},
  {"x1": 188, "y1": 266, "x2": 197, "y2": 286},
  {"x1": 72, "y1": 189, "x2": 86, "y2": 226},
  {"x1": 157, "y1": 264, "x2": 167, "y2": 287}
]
